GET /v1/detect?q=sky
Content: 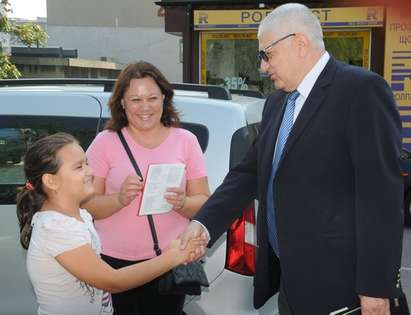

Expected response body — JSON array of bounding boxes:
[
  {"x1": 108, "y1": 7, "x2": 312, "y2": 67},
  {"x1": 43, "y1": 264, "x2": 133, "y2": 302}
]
[{"x1": 8, "y1": 0, "x2": 46, "y2": 20}]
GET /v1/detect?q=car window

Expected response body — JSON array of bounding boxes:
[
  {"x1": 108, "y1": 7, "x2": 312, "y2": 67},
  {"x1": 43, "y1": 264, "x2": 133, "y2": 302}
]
[
  {"x1": 230, "y1": 122, "x2": 260, "y2": 168},
  {"x1": 0, "y1": 116, "x2": 209, "y2": 204},
  {"x1": 180, "y1": 122, "x2": 209, "y2": 153},
  {"x1": 0, "y1": 115, "x2": 100, "y2": 205}
]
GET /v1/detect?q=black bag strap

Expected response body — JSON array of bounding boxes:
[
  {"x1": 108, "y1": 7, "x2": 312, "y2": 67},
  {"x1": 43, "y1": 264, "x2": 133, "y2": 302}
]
[
  {"x1": 117, "y1": 130, "x2": 142, "y2": 178},
  {"x1": 117, "y1": 130, "x2": 162, "y2": 256}
]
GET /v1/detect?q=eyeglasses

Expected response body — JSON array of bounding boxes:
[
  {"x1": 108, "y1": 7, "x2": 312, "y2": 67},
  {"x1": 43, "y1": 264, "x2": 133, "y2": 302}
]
[{"x1": 258, "y1": 33, "x2": 296, "y2": 62}]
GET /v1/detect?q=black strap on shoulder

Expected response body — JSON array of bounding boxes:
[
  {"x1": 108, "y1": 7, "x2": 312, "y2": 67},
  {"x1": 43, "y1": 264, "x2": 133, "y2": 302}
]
[
  {"x1": 117, "y1": 130, "x2": 143, "y2": 178},
  {"x1": 117, "y1": 130, "x2": 162, "y2": 256}
]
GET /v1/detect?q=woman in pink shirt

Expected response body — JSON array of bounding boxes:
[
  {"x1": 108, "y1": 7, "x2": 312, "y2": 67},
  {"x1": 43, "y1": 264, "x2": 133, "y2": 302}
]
[{"x1": 84, "y1": 61, "x2": 210, "y2": 315}]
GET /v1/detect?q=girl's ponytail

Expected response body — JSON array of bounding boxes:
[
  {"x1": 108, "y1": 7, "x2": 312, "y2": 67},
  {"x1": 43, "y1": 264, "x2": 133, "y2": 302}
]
[{"x1": 16, "y1": 183, "x2": 47, "y2": 249}]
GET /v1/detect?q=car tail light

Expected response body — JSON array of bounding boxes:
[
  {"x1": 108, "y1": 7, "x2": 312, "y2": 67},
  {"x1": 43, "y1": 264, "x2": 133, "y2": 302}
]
[{"x1": 225, "y1": 203, "x2": 257, "y2": 276}]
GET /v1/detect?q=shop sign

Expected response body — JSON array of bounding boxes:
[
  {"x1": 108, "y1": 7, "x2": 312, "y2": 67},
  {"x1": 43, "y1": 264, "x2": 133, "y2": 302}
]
[
  {"x1": 194, "y1": 7, "x2": 384, "y2": 30},
  {"x1": 384, "y1": 9, "x2": 411, "y2": 146}
]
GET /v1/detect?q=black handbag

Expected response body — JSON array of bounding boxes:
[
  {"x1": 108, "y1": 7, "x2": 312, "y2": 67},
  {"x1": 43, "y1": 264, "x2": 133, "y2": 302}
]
[
  {"x1": 117, "y1": 131, "x2": 210, "y2": 296},
  {"x1": 157, "y1": 262, "x2": 210, "y2": 295},
  {"x1": 146, "y1": 213, "x2": 209, "y2": 296}
]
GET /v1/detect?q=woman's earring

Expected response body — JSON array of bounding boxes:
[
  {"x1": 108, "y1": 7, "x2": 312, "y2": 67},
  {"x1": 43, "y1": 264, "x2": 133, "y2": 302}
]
[{"x1": 121, "y1": 100, "x2": 125, "y2": 109}]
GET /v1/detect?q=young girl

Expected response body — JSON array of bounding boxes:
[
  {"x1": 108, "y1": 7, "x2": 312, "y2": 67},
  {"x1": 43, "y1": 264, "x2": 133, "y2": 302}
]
[{"x1": 16, "y1": 133, "x2": 202, "y2": 315}]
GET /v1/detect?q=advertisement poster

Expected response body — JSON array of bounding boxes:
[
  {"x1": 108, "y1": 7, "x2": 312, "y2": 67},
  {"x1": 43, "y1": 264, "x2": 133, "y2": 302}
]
[{"x1": 384, "y1": 8, "x2": 411, "y2": 148}]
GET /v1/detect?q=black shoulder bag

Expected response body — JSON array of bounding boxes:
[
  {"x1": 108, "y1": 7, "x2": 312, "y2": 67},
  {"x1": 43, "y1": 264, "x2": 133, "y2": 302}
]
[{"x1": 117, "y1": 131, "x2": 209, "y2": 296}]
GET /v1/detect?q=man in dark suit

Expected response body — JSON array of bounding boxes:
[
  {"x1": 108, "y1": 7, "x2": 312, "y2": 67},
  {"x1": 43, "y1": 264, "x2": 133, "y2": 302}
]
[{"x1": 180, "y1": 3, "x2": 403, "y2": 315}]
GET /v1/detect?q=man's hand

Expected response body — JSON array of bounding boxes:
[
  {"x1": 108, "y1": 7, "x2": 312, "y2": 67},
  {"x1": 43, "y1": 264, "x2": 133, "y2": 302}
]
[
  {"x1": 178, "y1": 221, "x2": 209, "y2": 263},
  {"x1": 360, "y1": 295, "x2": 390, "y2": 315}
]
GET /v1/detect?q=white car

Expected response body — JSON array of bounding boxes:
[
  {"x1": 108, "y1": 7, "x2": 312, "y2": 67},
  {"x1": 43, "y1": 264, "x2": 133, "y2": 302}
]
[{"x1": 0, "y1": 79, "x2": 277, "y2": 315}]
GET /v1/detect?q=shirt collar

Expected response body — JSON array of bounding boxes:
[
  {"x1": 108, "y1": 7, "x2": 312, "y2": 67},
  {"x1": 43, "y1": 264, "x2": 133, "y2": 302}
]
[{"x1": 296, "y1": 51, "x2": 330, "y2": 99}]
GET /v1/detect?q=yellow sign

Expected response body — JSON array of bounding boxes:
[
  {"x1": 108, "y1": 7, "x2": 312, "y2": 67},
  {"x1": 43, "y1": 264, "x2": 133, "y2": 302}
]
[
  {"x1": 194, "y1": 7, "x2": 384, "y2": 30},
  {"x1": 384, "y1": 9, "x2": 411, "y2": 146}
]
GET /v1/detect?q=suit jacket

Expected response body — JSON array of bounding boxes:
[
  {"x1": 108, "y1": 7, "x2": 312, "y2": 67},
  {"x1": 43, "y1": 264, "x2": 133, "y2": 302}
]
[{"x1": 194, "y1": 57, "x2": 404, "y2": 314}]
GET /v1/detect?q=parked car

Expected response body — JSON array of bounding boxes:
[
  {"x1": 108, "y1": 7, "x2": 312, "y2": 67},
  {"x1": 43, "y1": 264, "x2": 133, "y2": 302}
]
[
  {"x1": 401, "y1": 148, "x2": 411, "y2": 227},
  {"x1": 0, "y1": 128, "x2": 26, "y2": 165},
  {"x1": 0, "y1": 79, "x2": 276, "y2": 315}
]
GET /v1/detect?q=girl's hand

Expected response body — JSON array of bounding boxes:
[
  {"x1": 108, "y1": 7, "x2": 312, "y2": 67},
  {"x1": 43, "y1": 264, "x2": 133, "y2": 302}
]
[
  {"x1": 165, "y1": 187, "x2": 186, "y2": 212},
  {"x1": 168, "y1": 238, "x2": 206, "y2": 265},
  {"x1": 118, "y1": 175, "x2": 143, "y2": 206}
]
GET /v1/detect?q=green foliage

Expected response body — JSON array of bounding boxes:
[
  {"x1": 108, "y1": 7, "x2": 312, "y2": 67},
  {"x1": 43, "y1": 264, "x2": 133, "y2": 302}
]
[
  {"x1": 0, "y1": 1, "x2": 12, "y2": 33},
  {"x1": 0, "y1": 0, "x2": 48, "y2": 78},
  {"x1": 13, "y1": 23, "x2": 48, "y2": 47},
  {"x1": 0, "y1": 54, "x2": 19, "y2": 79}
]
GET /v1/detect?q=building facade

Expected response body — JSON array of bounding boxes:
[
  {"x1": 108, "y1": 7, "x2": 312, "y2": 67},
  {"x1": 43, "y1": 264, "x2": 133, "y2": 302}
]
[
  {"x1": 11, "y1": 47, "x2": 122, "y2": 79},
  {"x1": 157, "y1": 0, "x2": 411, "y2": 148},
  {"x1": 46, "y1": 0, "x2": 182, "y2": 81}
]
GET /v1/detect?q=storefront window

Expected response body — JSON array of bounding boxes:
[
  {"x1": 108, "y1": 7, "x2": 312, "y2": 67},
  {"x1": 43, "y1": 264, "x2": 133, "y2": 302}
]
[
  {"x1": 200, "y1": 30, "x2": 370, "y2": 95},
  {"x1": 324, "y1": 30, "x2": 370, "y2": 69},
  {"x1": 201, "y1": 32, "x2": 273, "y2": 94}
]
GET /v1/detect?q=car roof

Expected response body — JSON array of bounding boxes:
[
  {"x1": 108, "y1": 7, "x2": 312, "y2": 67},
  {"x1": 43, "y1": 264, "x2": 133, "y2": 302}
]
[{"x1": 0, "y1": 79, "x2": 266, "y2": 124}]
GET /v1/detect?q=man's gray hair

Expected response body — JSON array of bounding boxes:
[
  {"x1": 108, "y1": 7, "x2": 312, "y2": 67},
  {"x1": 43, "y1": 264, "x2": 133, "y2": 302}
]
[{"x1": 258, "y1": 3, "x2": 324, "y2": 50}]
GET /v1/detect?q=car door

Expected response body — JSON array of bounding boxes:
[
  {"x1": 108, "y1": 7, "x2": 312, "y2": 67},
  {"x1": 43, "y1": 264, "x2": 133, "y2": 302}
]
[{"x1": 0, "y1": 91, "x2": 102, "y2": 315}]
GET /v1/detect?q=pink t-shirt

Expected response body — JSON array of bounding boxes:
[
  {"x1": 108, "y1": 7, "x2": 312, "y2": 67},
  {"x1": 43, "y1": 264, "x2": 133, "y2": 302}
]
[{"x1": 86, "y1": 127, "x2": 207, "y2": 261}]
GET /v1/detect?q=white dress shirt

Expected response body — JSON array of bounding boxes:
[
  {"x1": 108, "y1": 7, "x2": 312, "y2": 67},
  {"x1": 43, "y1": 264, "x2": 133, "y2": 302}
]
[{"x1": 293, "y1": 51, "x2": 330, "y2": 122}]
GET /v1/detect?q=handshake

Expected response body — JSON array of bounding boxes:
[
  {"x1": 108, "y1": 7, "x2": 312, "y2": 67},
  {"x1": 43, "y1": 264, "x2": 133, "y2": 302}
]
[{"x1": 168, "y1": 222, "x2": 210, "y2": 265}]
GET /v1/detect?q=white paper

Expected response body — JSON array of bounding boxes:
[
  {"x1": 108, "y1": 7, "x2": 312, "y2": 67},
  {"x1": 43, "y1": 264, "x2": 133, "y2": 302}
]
[{"x1": 139, "y1": 163, "x2": 185, "y2": 215}]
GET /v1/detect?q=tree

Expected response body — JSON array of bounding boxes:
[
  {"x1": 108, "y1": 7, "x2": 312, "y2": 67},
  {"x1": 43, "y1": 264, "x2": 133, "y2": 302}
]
[{"x1": 0, "y1": 0, "x2": 47, "y2": 79}]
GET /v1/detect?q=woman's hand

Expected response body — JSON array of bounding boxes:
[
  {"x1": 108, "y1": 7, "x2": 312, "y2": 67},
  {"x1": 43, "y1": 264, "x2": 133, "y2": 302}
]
[
  {"x1": 118, "y1": 175, "x2": 143, "y2": 207},
  {"x1": 165, "y1": 187, "x2": 186, "y2": 212}
]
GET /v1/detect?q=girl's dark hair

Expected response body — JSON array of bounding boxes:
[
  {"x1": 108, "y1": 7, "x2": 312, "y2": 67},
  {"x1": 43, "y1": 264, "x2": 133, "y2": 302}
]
[
  {"x1": 105, "y1": 61, "x2": 180, "y2": 131},
  {"x1": 16, "y1": 132, "x2": 78, "y2": 250}
]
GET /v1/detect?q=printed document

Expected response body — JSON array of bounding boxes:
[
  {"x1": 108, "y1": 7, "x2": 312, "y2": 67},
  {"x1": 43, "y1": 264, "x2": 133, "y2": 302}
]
[{"x1": 139, "y1": 163, "x2": 185, "y2": 215}]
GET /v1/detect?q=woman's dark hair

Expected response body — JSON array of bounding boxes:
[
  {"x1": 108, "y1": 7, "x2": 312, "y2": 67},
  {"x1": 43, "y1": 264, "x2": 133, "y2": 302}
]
[
  {"x1": 16, "y1": 132, "x2": 78, "y2": 250},
  {"x1": 105, "y1": 61, "x2": 180, "y2": 131}
]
